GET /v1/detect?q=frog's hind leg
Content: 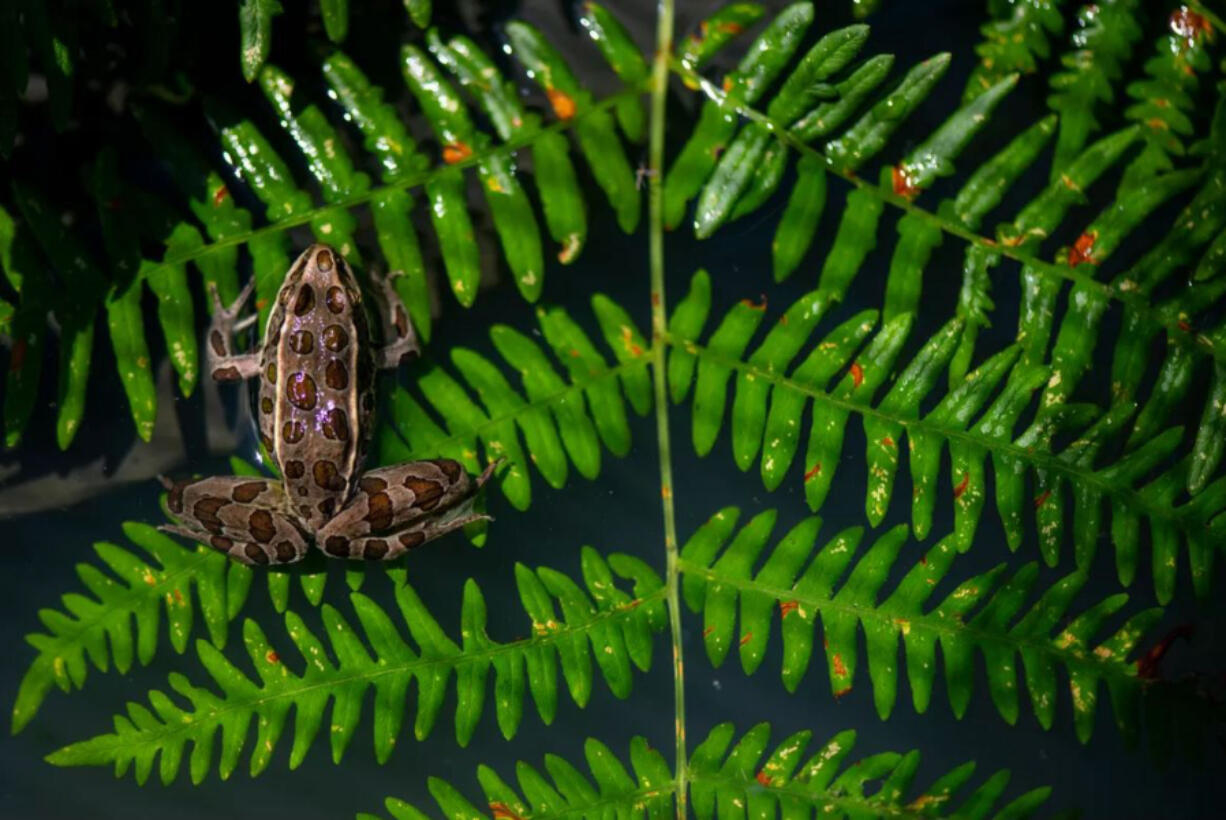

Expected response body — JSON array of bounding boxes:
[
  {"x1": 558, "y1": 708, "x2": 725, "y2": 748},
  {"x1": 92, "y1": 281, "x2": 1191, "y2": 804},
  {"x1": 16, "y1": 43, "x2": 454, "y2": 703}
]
[
  {"x1": 369, "y1": 269, "x2": 421, "y2": 369},
  {"x1": 316, "y1": 458, "x2": 498, "y2": 560},
  {"x1": 158, "y1": 475, "x2": 310, "y2": 565},
  {"x1": 205, "y1": 279, "x2": 262, "y2": 383}
]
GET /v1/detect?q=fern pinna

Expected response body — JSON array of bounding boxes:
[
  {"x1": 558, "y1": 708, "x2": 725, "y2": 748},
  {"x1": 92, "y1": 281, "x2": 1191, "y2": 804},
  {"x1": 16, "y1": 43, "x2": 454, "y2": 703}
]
[
  {"x1": 361, "y1": 723, "x2": 1053, "y2": 820},
  {"x1": 5, "y1": 0, "x2": 1226, "y2": 816}
]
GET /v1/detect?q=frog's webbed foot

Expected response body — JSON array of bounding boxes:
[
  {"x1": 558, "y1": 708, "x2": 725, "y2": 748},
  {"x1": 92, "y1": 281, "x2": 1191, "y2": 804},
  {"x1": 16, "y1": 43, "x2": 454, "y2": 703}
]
[
  {"x1": 159, "y1": 474, "x2": 310, "y2": 565},
  {"x1": 369, "y1": 269, "x2": 421, "y2": 370},
  {"x1": 316, "y1": 458, "x2": 499, "y2": 560},
  {"x1": 206, "y1": 280, "x2": 262, "y2": 383}
]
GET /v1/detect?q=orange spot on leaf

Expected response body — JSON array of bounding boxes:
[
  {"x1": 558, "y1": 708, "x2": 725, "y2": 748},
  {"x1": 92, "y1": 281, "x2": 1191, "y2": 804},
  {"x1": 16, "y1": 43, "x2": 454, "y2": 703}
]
[
  {"x1": 1170, "y1": 8, "x2": 1212, "y2": 51},
  {"x1": 1068, "y1": 231, "x2": 1098, "y2": 266},
  {"x1": 755, "y1": 770, "x2": 771, "y2": 787},
  {"x1": 490, "y1": 802, "x2": 525, "y2": 820},
  {"x1": 1178, "y1": 319, "x2": 1192, "y2": 332},
  {"x1": 1034, "y1": 489, "x2": 1052, "y2": 509},
  {"x1": 739, "y1": 631, "x2": 753, "y2": 647},
  {"x1": 832, "y1": 652, "x2": 848, "y2": 678},
  {"x1": 779, "y1": 600, "x2": 799, "y2": 618},
  {"x1": 803, "y1": 463, "x2": 821, "y2": 482},
  {"x1": 740, "y1": 295, "x2": 767, "y2": 312},
  {"x1": 881, "y1": 436, "x2": 895, "y2": 448},
  {"x1": 850, "y1": 361, "x2": 864, "y2": 388},
  {"x1": 443, "y1": 142, "x2": 473, "y2": 164},
  {"x1": 212, "y1": 185, "x2": 229, "y2": 207},
  {"x1": 891, "y1": 165, "x2": 921, "y2": 200},
  {"x1": 718, "y1": 22, "x2": 744, "y2": 35},
  {"x1": 702, "y1": 625, "x2": 715, "y2": 638},
  {"x1": 953, "y1": 472, "x2": 970, "y2": 499},
  {"x1": 546, "y1": 88, "x2": 576, "y2": 120},
  {"x1": 266, "y1": 650, "x2": 280, "y2": 664}
]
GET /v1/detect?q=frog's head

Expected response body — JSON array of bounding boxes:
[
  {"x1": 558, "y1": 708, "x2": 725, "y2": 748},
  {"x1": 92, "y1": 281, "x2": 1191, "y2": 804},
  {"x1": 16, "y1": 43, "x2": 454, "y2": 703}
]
[{"x1": 288, "y1": 243, "x2": 362, "y2": 307}]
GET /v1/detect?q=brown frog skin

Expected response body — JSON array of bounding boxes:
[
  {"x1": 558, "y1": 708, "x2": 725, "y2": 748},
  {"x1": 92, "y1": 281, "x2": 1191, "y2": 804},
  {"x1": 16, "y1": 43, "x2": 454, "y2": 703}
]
[{"x1": 159, "y1": 244, "x2": 495, "y2": 565}]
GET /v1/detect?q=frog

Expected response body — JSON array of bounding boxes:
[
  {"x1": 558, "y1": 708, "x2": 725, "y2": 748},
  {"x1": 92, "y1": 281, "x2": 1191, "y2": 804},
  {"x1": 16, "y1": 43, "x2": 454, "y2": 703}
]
[{"x1": 160, "y1": 243, "x2": 496, "y2": 565}]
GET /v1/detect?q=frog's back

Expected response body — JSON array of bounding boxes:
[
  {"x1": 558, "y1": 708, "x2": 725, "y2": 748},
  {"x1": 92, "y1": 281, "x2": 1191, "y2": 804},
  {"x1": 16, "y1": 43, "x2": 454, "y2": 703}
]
[{"x1": 258, "y1": 245, "x2": 376, "y2": 529}]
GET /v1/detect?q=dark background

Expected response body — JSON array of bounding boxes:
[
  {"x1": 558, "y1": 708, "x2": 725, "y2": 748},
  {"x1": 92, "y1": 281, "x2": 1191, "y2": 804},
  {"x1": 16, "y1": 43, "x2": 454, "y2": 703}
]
[{"x1": 2, "y1": 0, "x2": 1224, "y2": 817}]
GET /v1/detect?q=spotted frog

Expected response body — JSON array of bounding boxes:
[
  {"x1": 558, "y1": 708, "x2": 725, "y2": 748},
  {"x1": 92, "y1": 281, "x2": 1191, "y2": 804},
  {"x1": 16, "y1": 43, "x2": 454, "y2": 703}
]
[{"x1": 161, "y1": 244, "x2": 495, "y2": 565}]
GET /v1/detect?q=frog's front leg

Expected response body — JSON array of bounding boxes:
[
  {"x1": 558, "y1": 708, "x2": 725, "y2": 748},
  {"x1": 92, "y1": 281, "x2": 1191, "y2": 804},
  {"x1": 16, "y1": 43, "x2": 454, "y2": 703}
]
[
  {"x1": 158, "y1": 475, "x2": 311, "y2": 565},
  {"x1": 316, "y1": 459, "x2": 497, "y2": 560},
  {"x1": 206, "y1": 279, "x2": 262, "y2": 382},
  {"x1": 370, "y1": 269, "x2": 421, "y2": 369}
]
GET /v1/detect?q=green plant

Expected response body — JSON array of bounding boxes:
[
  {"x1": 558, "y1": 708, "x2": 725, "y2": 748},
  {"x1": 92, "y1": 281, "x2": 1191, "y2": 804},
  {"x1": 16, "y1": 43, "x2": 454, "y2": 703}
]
[{"x1": 5, "y1": 0, "x2": 1226, "y2": 816}]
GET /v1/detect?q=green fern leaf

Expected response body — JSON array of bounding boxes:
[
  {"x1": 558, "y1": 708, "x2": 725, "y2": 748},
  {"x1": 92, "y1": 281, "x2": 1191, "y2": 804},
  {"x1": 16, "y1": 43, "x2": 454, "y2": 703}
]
[
  {"x1": 47, "y1": 549, "x2": 665, "y2": 783},
  {"x1": 670, "y1": 275, "x2": 1226, "y2": 602},
  {"x1": 12, "y1": 524, "x2": 231, "y2": 734},
  {"x1": 363, "y1": 723, "x2": 1053, "y2": 820},
  {"x1": 964, "y1": 0, "x2": 1067, "y2": 101},
  {"x1": 679, "y1": 506, "x2": 1166, "y2": 744}
]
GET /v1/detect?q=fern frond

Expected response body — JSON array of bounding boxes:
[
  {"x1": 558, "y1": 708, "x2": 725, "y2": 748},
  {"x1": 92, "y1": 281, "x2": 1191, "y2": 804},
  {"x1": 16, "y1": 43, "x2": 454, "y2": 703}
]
[
  {"x1": 377, "y1": 295, "x2": 652, "y2": 513},
  {"x1": 1045, "y1": 0, "x2": 1144, "y2": 174},
  {"x1": 47, "y1": 549, "x2": 665, "y2": 783},
  {"x1": 666, "y1": 275, "x2": 1226, "y2": 602},
  {"x1": 964, "y1": 0, "x2": 1068, "y2": 101},
  {"x1": 362, "y1": 723, "x2": 1053, "y2": 820},
  {"x1": 4, "y1": 6, "x2": 651, "y2": 446},
  {"x1": 12, "y1": 524, "x2": 231, "y2": 734},
  {"x1": 680, "y1": 506, "x2": 1166, "y2": 744}
]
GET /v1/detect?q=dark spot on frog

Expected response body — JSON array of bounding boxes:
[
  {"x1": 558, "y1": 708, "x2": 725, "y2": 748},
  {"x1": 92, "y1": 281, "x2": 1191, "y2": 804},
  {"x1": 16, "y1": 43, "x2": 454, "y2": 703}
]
[
  {"x1": 399, "y1": 531, "x2": 425, "y2": 550},
  {"x1": 248, "y1": 509, "x2": 276, "y2": 543},
  {"x1": 210, "y1": 330, "x2": 226, "y2": 357},
  {"x1": 287, "y1": 372, "x2": 317, "y2": 410},
  {"x1": 432, "y1": 459, "x2": 462, "y2": 482},
  {"x1": 322, "y1": 324, "x2": 349, "y2": 352},
  {"x1": 266, "y1": 362, "x2": 277, "y2": 383},
  {"x1": 316, "y1": 248, "x2": 334, "y2": 272},
  {"x1": 274, "y1": 541, "x2": 298, "y2": 562},
  {"x1": 313, "y1": 460, "x2": 346, "y2": 491},
  {"x1": 293, "y1": 284, "x2": 315, "y2": 316},
  {"x1": 326, "y1": 286, "x2": 346, "y2": 314},
  {"x1": 283, "y1": 419, "x2": 306, "y2": 444},
  {"x1": 322, "y1": 407, "x2": 350, "y2": 441},
  {"x1": 245, "y1": 543, "x2": 270, "y2": 565},
  {"x1": 284, "y1": 460, "x2": 305, "y2": 479},
  {"x1": 167, "y1": 478, "x2": 192, "y2": 513},
  {"x1": 318, "y1": 498, "x2": 336, "y2": 517},
  {"x1": 268, "y1": 323, "x2": 282, "y2": 347},
  {"x1": 394, "y1": 305, "x2": 409, "y2": 338},
  {"x1": 404, "y1": 477, "x2": 444, "y2": 510},
  {"x1": 210, "y1": 535, "x2": 234, "y2": 552},
  {"x1": 366, "y1": 492, "x2": 393, "y2": 530},
  {"x1": 232, "y1": 481, "x2": 265, "y2": 503},
  {"x1": 363, "y1": 539, "x2": 389, "y2": 560},
  {"x1": 261, "y1": 397, "x2": 274, "y2": 415},
  {"x1": 298, "y1": 487, "x2": 308, "y2": 497},
  {"x1": 193, "y1": 496, "x2": 228, "y2": 533},
  {"x1": 260, "y1": 433, "x2": 274, "y2": 452},
  {"x1": 288, "y1": 329, "x2": 314, "y2": 355},
  {"x1": 325, "y1": 359, "x2": 349, "y2": 390},
  {"x1": 324, "y1": 535, "x2": 349, "y2": 557},
  {"x1": 213, "y1": 366, "x2": 242, "y2": 382},
  {"x1": 359, "y1": 476, "x2": 387, "y2": 494}
]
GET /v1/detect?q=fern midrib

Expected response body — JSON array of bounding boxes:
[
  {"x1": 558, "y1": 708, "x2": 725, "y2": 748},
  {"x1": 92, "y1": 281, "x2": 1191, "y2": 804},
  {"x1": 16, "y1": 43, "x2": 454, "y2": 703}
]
[
  {"x1": 672, "y1": 334, "x2": 1203, "y2": 538},
  {"x1": 648, "y1": 3, "x2": 687, "y2": 819},
  {"x1": 667, "y1": 59, "x2": 1225, "y2": 367},
  {"x1": 157, "y1": 86, "x2": 643, "y2": 270},
  {"x1": 676, "y1": 559, "x2": 1141, "y2": 686},
  {"x1": 82, "y1": 588, "x2": 666, "y2": 752},
  {"x1": 689, "y1": 771, "x2": 950, "y2": 820}
]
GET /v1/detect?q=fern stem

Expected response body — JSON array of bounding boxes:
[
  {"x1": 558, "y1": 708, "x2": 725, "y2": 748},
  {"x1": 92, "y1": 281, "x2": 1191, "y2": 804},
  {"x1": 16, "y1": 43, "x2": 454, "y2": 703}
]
[
  {"x1": 668, "y1": 59, "x2": 1226, "y2": 368},
  {"x1": 648, "y1": 0, "x2": 684, "y2": 817},
  {"x1": 155, "y1": 88, "x2": 642, "y2": 272}
]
